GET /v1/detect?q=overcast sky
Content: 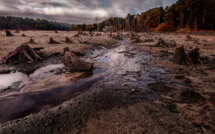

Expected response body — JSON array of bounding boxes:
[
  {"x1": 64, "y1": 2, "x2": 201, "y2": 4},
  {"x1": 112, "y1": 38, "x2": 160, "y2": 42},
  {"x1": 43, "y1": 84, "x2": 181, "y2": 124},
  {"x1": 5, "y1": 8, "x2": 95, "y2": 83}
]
[{"x1": 0, "y1": 0, "x2": 177, "y2": 24}]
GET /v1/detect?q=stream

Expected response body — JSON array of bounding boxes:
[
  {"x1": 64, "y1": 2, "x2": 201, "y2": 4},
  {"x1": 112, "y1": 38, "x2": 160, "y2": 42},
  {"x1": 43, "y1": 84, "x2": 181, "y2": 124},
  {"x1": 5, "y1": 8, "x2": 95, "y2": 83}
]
[{"x1": 0, "y1": 38, "x2": 169, "y2": 124}]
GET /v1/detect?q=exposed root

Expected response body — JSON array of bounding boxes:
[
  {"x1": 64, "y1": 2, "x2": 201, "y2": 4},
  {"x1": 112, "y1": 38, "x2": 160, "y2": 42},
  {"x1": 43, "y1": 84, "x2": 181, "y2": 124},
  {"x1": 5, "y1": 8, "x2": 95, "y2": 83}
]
[
  {"x1": 63, "y1": 47, "x2": 93, "y2": 72},
  {"x1": 0, "y1": 44, "x2": 42, "y2": 64}
]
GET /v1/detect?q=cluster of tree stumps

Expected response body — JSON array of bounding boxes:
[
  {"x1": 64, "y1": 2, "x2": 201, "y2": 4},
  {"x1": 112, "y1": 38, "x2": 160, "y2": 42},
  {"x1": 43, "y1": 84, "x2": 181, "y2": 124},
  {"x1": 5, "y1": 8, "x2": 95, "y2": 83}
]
[{"x1": 0, "y1": 44, "x2": 93, "y2": 72}]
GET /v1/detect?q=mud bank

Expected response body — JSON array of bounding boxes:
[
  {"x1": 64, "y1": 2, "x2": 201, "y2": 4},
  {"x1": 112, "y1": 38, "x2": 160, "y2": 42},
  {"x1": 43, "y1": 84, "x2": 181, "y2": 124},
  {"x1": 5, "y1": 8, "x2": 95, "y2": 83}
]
[{"x1": 0, "y1": 32, "x2": 215, "y2": 134}]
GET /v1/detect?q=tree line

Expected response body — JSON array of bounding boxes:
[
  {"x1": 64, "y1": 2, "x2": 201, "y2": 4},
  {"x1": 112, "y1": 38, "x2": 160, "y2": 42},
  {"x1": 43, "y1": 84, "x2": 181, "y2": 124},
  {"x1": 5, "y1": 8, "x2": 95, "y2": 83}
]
[
  {"x1": 0, "y1": 16, "x2": 70, "y2": 30},
  {"x1": 70, "y1": 0, "x2": 215, "y2": 32},
  {"x1": 0, "y1": 0, "x2": 214, "y2": 32}
]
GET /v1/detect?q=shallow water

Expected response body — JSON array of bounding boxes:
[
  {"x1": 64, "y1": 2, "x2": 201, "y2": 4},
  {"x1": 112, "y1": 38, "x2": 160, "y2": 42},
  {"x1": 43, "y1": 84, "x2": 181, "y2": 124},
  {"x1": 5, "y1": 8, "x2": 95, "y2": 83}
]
[{"x1": 0, "y1": 38, "x2": 168, "y2": 124}]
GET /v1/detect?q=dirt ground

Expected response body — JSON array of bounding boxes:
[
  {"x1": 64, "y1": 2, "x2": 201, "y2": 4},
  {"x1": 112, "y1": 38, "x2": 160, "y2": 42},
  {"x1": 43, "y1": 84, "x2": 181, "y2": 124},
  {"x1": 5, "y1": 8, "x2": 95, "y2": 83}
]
[
  {"x1": 0, "y1": 30, "x2": 215, "y2": 134},
  {"x1": 0, "y1": 30, "x2": 116, "y2": 59}
]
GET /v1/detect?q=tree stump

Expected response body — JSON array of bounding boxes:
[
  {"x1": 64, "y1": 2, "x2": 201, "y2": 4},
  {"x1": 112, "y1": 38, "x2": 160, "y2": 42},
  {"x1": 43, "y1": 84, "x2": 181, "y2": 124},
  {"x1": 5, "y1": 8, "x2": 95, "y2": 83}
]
[
  {"x1": 154, "y1": 38, "x2": 170, "y2": 47},
  {"x1": 188, "y1": 46, "x2": 202, "y2": 65},
  {"x1": 63, "y1": 47, "x2": 93, "y2": 72},
  {"x1": 175, "y1": 46, "x2": 202, "y2": 66},
  {"x1": 186, "y1": 35, "x2": 193, "y2": 41},
  {"x1": 175, "y1": 46, "x2": 191, "y2": 65},
  {"x1": 29, "y1": 37, "x2": 35, "y2": 44},
  {"x1": 21, "y1": 34, "x2": 26, "y2": 37},
  {"x1": 0, "y1": 44, "x2": 42, "y2": 64},
  {"x1": 5, "y1": 30, "x2": 13, "y2": 36},
  {"x1": 49, "y1": 37, "x2": 59, "y2": 44},
  {"x1": 65, "y1": 37, "x2": 73, "y2": 43}
]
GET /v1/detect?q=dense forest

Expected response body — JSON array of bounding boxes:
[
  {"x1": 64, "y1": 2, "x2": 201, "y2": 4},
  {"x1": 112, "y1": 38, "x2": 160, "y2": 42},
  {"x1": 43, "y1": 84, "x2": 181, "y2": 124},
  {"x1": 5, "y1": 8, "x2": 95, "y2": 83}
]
[
  {"x1": 71, "y1": 0, "x2": 215, "y2": 32},
  {"x1": 0, "y1": 16, "x2": 70, "y2": 30},
  {"x1": 0, "y1": 0, "x2": 214, "y2": 32}
]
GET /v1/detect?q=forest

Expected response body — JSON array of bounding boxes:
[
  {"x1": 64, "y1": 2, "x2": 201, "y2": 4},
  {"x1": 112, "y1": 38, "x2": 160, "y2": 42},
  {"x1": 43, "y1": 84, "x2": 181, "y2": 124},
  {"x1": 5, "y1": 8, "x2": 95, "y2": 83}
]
[
  {"x1": 71, "y1": 0, "x2": 215, "y2": 32},
  {"x1": 0, "y1": 0, "x2": 214, "y2": 32},
  {"x1": 0, "y1": 16, "x2": 70, "y2": 30}
]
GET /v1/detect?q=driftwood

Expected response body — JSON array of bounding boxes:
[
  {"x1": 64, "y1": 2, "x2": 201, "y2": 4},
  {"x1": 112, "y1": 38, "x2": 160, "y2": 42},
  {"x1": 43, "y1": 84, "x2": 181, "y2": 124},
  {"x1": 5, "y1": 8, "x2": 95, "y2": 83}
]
[
  {"x1": 63, "y1": 47, "x2": 93, "y2": 72},
  {"x1": 0, "y1": 44, "x2": 42, "y2": 64},
  {"x1": 175, "y1": 46, "x2": 202, "y2": 66},
  {"x1": 5, "y1": 30, "x2": 13, "y2": 36}
]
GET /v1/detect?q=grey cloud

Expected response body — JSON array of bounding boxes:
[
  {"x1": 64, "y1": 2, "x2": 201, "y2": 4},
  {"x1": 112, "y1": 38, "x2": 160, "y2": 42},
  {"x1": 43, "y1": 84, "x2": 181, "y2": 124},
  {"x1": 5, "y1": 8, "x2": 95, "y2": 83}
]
[
  {"x1": 0, "y1": 0, "x2": 177, "y2": 24},
  {"x1": 40, "y1": 2, "x2": 68, "y2": 7}
]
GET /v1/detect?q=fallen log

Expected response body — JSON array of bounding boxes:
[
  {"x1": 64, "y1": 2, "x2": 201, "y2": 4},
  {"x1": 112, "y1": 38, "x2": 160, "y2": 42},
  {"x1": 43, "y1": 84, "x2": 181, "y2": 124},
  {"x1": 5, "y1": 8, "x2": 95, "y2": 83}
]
[
  {"x1": 0, "y1": 44, "x2": 42, "y2": 64},
  {"x1": 63, "y1": 47, "x2": 93, "y2": 72}
]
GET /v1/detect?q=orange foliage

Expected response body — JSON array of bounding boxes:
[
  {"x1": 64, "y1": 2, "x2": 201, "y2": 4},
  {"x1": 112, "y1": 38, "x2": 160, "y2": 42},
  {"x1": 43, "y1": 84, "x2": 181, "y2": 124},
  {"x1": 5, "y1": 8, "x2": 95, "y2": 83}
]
[{"x1": 155, "y1": 23, "x2": 175, "y2": 32}]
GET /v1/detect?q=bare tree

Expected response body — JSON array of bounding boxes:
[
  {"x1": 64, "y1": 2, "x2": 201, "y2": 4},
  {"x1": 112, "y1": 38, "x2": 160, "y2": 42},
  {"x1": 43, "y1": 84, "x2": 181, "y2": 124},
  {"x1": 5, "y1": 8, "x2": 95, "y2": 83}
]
[{"x1": 94, "y1": 16, "x2": 101, "y2": 31}]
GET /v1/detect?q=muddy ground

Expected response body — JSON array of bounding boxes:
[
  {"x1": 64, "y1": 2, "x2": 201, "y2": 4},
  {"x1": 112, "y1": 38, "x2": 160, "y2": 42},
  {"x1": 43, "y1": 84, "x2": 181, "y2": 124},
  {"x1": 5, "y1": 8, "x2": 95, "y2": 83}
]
[{"x1": 0, "y1": 30, "x2": 215, "y2": 134}]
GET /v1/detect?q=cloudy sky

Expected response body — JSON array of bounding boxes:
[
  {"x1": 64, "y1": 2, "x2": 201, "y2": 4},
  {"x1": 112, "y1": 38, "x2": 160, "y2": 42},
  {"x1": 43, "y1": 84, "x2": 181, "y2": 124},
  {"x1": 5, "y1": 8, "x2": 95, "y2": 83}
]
[{"x1": 0, "y1": 0, "x2": 177, "y2": 24}]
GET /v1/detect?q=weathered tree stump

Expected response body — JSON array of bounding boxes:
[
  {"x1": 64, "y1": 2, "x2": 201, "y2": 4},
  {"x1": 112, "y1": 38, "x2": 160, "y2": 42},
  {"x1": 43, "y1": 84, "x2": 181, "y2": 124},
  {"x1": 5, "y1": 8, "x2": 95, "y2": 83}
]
[
  {"x1": 145, "y1": 39, "x2": 154, "y2": 42},
  {"x1": 63, "y1": 47, "x2": 93, "y2": 72},
  {"x1": 21, "y1": 34, "x2": 26, "y2": 37},
  {"x1": 169, "y1": 40, "x2": 176, "y2": 46},
  {"x1": 0, "y1": 44, "x2": 42, "y2": 64},
  {"x1": 175, "y1": 46, "x2": 191, "y2": 65},
  {"x1": 65, "y1": 37, "x2": 73, "y2": 43},
  {"x1": 49, "y1": 37, "x2": 59, "y2": 44},
  {"x1": 188, "y1": 46, "x2": 202, "y2": 65},
  {"x1": 109, "y1": 32, "x2": 112, "y2": 37},
  {"x1": 175, "y1": 46, "x2": 202, "y2": 66},
  {"x1": 5, "y1": 30, "x2": 13, "y2": 36},
  {"x1": 73, "y1": 34, "x2": 79, "y2": 37},
  {"x1": 186, "y1": 35, "x2": 193, "y2": 41},
  {"x1": 29, "y1": 37, "x2": 35, "y2": 44},
  {"x1": 154, "y1": 38, "x2": 171, "y2": 47}
]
